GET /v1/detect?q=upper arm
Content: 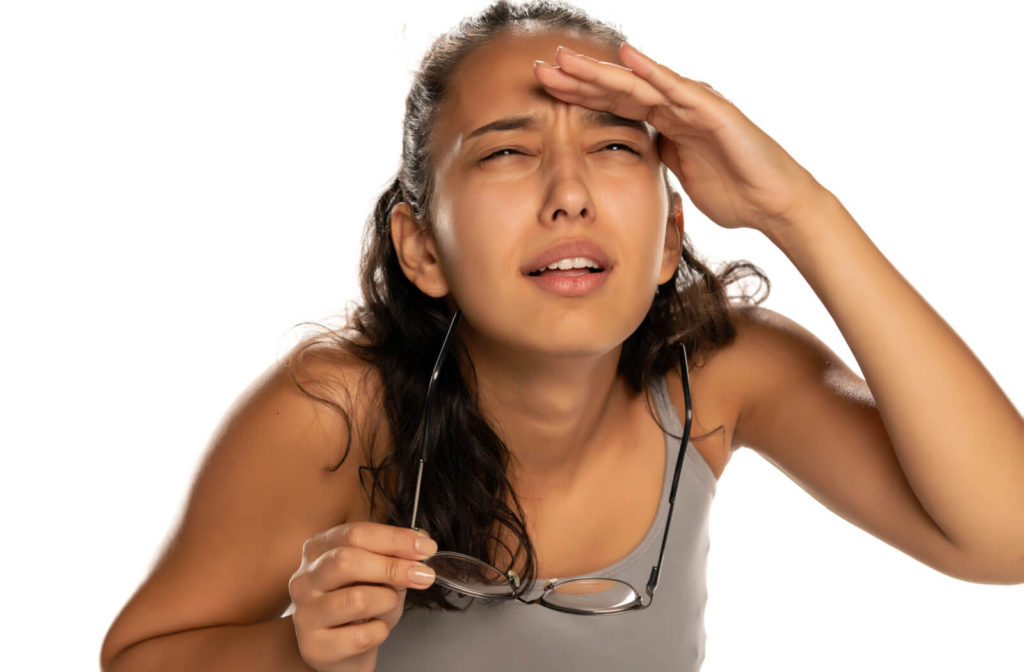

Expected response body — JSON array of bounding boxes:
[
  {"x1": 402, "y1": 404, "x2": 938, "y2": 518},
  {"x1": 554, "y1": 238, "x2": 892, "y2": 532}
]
[
  {"x1": 728, "y1": 306, "x2": 977, "y2": 580},
  {"x1": 101, "y1": 347, "x2": 377, "y2": 664}
]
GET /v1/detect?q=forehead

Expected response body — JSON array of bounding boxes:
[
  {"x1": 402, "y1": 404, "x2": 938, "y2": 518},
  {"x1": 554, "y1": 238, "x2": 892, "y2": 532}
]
[{"x1": 432, "y1": 28, "x2": 624, "y2": 157}]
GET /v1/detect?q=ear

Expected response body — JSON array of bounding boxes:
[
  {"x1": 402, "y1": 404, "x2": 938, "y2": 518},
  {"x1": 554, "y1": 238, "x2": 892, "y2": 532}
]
[
  {"x1": 390, "y1": 202, "x2": 450, "y2": 298},
  {"x1": 658, "y1": 192, "x2": 684, "y2": 285}
]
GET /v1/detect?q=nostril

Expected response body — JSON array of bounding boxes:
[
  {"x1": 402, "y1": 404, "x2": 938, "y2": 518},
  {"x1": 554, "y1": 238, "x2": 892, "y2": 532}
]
[{"x1": 551, "y1": 207, "x2": 588, "y2": 222}]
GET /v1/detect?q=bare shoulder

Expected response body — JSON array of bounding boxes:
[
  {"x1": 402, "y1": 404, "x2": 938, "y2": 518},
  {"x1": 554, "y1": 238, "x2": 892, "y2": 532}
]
[
  {"x1": 724, "y1": 303, "x2": 875, "y2": 440},
  {"x1": 661, "y1": 303, "x2": 838, "y2": 480},
  {"x1": 101, "y1": 339, "x2": 384, "y2": 666},
  {"x1": 725, "y1": 303, "x2": 847, "y2": 367},
  {"x1": 223, "y1": 339, "x2": 386, "y2": 499}
]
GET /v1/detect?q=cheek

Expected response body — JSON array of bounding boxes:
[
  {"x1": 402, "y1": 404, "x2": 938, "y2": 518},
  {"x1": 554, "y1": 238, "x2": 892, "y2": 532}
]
[
  {"x1": 431, "y1": 190, "x2": 530, "y2": 290},
  {"x1": 601, "y1": 178, "x2": 669, "y2": 269}
]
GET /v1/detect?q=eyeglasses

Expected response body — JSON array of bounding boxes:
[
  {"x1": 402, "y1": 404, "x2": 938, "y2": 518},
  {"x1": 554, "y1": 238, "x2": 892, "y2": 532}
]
[{"x1": 409, "y1": 309, "x2": 692, "y2": 615}]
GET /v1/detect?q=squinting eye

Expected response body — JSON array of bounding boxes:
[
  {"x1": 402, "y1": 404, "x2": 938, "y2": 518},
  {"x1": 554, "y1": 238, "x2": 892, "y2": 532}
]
[
  {"x1": 601, "y1": 143, "x2": 640, "y2": 154},
  {"x1": 480, "y1": 148, "x2": 525, "y2": 162},
  {"x1": 479, "y1": 145, "x2": 639, "y2": 163}
]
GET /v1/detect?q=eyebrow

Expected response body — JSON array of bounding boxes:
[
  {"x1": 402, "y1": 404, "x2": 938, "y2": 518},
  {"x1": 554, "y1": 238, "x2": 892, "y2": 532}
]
[{"x1": 465, "y1": 109, "x2": 648, "y2": 140}]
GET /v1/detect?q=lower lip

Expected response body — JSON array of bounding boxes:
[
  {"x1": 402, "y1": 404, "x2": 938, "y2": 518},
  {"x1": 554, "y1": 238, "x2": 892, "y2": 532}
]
[{"x1": 524, "y1": 270, "x2": 610, "y2": 296}]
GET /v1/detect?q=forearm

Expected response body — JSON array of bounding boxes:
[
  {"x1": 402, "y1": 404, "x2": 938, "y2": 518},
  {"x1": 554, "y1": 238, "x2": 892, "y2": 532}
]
[
  {"x1": 763, "y1": 190, "x2": 1024, "y2": 567},
  {"x1": 105, "y1": 616, "x2": 317, "y2": 672}
]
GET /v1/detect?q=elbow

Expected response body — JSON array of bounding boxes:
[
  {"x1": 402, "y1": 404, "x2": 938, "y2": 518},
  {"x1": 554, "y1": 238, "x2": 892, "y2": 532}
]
[
  {"x1": 99, "y1": 638, "x2": 123, "y2": 672},
  {"x1": 99, "y1": 629, "x2": 116, "y2": 672},
  {"x1": 950, "y1": 568, "x2": 1024, "y2": 586},
  {"x1": 940, "y1": 548, "x2": 1024, "y2": 585},
  {"x1": 100, "y1": 624, "x2": 139, "y2": 672}
]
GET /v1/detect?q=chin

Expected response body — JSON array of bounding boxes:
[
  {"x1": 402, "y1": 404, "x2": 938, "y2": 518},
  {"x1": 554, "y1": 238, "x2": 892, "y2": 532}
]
[
  {"x1": 455, "y1": 291, "x2": 653, "y2": 357},
  {"x1": 512, "y1": 312, "x2": 647, "y2": 360}
]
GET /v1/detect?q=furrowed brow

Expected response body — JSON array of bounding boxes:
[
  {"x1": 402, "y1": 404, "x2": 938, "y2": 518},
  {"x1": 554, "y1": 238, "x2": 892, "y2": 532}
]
[
  {"x1": 465, "y1": 110, "x2": 648, "y2": 141},
  {"x1": 466, "y1": 115, "x2": 541, "y2": 140}
]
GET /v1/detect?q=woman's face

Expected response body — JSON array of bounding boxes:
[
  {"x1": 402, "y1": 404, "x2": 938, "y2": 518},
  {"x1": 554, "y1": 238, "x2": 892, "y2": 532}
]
[{"x1": 425, "y1": 29, "x2": 679, "y2": 359}]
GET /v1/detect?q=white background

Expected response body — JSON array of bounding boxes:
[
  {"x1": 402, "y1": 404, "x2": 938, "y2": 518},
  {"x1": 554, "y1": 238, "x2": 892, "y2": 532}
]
[{"x1": 2, "y1": 0, "x2": 1022, "y2": 669}]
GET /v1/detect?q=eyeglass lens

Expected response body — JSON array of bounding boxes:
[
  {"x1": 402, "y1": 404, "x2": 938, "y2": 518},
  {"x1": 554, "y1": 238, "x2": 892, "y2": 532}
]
[
  {"x1": 427, "y1": 552, "x2": 642, "y2": 611},
  {"x1": 427, "y1": 553, "x2": 513, "y2": 597}
]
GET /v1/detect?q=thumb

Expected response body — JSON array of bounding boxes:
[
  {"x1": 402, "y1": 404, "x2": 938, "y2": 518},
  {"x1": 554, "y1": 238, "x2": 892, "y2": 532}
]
[{"x1": 381, "y1": 587, "x2": 408, "y2": 630}]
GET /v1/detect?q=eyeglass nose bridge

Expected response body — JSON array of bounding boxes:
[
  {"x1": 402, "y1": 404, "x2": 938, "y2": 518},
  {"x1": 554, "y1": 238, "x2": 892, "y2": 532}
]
[
  {"x1": 510, "y1": 576, "x2": 556, "y2": 605},
  {"x1": 513, "y1": 576, "x2": 652, "y2": 613}
]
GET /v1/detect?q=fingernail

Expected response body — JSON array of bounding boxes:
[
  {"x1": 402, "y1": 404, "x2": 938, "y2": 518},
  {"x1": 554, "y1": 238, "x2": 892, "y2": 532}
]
[
  {"x1": 533, "y1": 59, "x2": 552, "y2": 69},
  {"x1": 408, "y1": 563, "x2": 436, "y2": 587},
  {"x1": 620, "y1": 41, "x2": 643, "y2": 58},
  {"x1": 415, "y1": 536, "x2": 438, "y2": 557},
  {"x1": 556, "y1": 44, "x2": 580, "y2": 56}
]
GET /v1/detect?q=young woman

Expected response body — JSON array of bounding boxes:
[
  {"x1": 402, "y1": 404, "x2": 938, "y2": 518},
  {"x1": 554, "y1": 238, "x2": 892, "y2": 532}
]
[{"x1": 100, "y1": 2, "x2": 1024, "y2": 670}]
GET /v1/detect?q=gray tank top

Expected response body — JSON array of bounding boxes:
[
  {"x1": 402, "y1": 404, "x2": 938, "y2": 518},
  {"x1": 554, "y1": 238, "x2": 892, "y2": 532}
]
[{"x1": 374, "y1": 375, "x2": 717, "y2": 671}]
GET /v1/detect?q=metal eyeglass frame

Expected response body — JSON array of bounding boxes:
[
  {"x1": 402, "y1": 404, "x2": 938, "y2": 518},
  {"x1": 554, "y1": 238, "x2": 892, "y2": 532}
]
[{"x1": 408, "y1": 309, "x2": 692, "y2": 615}]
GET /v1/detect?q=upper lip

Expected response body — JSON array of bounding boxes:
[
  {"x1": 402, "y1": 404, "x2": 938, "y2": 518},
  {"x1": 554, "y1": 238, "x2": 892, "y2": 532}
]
[{"x1": 523, "y1": 239, "x2": 613, "y2": 274}]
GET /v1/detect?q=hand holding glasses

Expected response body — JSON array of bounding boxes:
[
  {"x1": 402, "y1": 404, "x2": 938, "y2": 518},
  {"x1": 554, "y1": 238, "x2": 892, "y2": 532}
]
[{"x1": 409, "y1": 310, "x2": 693, "y2": 615}]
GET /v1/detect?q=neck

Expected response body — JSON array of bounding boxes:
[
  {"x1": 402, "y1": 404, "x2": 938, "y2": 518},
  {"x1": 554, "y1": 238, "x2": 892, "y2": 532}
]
[{"x1": 458, "y1": 332, "x2": 634, "y2": 498}]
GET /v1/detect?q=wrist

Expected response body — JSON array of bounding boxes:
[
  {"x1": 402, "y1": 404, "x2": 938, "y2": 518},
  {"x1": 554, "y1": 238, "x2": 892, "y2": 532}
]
[{"x1": 759, "y1": 185, "x2": 845, "y2": 253}]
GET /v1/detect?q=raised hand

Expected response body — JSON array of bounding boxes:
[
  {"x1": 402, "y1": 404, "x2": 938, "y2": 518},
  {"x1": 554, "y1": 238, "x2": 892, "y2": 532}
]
[{"x1": 534, "y1": 42, "x2": 830, "y2": 233}]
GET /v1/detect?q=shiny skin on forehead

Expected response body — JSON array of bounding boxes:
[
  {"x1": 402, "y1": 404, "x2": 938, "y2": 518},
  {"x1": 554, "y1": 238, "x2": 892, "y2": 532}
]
[{"x1": 431, "y1": 29, "x2": 630, "y2": 171}]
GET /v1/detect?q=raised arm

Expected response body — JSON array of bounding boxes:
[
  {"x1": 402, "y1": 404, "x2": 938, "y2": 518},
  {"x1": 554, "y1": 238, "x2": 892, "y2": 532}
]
[
  {"x1": 535, "y1": 40, "x2": 1024, "y2": 583},
  {"x1": 743, "y1": 195, "x2": 1024, "y2": 582}
]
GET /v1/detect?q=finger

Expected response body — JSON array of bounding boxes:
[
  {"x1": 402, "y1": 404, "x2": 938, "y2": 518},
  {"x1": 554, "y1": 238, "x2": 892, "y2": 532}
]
[
  {"x1": 308, "y1": 584, "x2": 403, "y2": 629},
  {"x1": 379, "y1": 586, "x2": 408, "y2": 630},
  {"x1": 303, "y1": 521, "x2": 437, "y2": 563},
  {"x1": 533, "y1": 65, "x2": 632, "y2": 116},
  {"x1": 550, "y1": 47, "x2": 666, "y2": 108},
  {"x1": 307, "y1": 545, "x2": 437, "y2": 593},
  {"x1": 533, "y1": 60, "x2": 646, "y2": 113},
  {"x1": 534, "y1": 63, "x2": 663, "y2": 125},
  {"x1": 618, "y1": 42, "x2": 725, "y2": 110}
]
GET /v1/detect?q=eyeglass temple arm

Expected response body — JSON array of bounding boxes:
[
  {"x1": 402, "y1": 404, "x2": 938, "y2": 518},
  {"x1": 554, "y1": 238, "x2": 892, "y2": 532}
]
[
  {"x1": 409, "y1": 310, "x2": 463, "y2": 530},
  {"x1": 646, "y1": 344, "x2": 692, "y2": 599}
]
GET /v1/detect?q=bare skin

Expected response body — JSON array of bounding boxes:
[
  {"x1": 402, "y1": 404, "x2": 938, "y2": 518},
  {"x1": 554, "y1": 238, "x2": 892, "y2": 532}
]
[{"x1": 101, "y1": 25, "x2": 1024, "y2": 672}]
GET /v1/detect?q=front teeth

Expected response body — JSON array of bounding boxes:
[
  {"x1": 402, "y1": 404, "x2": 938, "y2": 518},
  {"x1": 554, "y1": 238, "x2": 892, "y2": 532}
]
[{"x1": 544, "y1": 256, "x2": 601, "y2": 270}]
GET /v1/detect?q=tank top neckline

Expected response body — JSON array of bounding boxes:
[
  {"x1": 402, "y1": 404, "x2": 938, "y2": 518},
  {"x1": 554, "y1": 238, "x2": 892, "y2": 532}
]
[{"x1": 528, "y1": 374, "x2": 717, "y2": 588}]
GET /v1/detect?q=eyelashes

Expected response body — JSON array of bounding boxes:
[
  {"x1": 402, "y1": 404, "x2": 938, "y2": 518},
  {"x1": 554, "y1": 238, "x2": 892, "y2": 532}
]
[
  {"x1": 480, "y1": 148, "x2": 526, "y2": 162},
  {"x1": 479, "y1": 143, "x2": 641, "y2": 163}
]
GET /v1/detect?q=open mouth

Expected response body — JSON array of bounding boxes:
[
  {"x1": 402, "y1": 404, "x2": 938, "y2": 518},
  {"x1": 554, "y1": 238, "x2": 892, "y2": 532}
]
[
  {"x1": 527, "y1": 267, "x2": 604, "y2": 277},
  {"x1": 526, "y1": 257, "x2": 606, "y2": 277},
  {"x1": 523, "y1": 255, "x2": 611, "y2": 297}
]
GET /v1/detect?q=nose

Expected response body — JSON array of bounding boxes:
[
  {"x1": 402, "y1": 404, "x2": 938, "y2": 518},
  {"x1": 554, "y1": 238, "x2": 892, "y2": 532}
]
[{"x1": 539, "y1": 147, "x2": 595, "y2": 228}]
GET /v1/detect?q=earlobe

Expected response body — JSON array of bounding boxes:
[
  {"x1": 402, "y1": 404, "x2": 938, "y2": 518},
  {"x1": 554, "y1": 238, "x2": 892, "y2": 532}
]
[
  {"x1": 658, "y1": 193, "x2": 685, "y2": 285},
  {"x1": 390, "y1": 202, "x2": 450, "y2": 298}
]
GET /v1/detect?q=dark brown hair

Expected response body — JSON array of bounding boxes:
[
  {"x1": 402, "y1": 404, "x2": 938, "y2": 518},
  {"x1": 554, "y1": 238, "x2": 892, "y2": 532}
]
[{"x1": 288, "y1": 0, "x2": 768, "y2": 610}]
